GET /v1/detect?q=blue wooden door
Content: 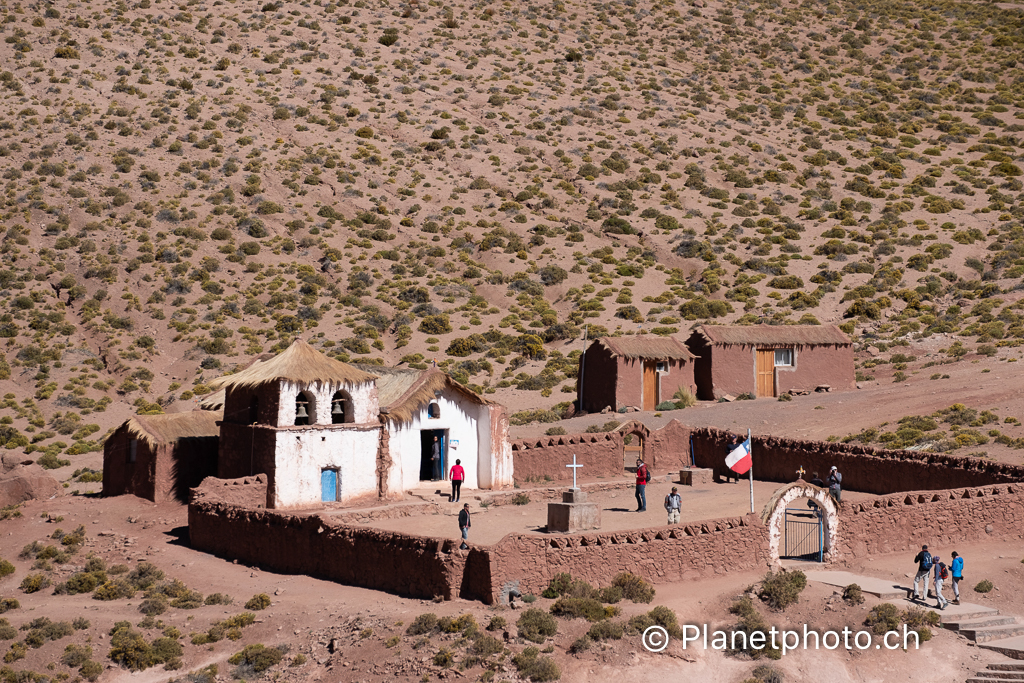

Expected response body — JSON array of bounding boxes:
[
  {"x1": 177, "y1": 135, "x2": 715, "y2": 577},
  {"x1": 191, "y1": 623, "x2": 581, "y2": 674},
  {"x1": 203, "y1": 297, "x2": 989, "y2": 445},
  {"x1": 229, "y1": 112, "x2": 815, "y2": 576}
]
[{"x1": 321, "y1": 469, "x2": 337, "y2": 502}]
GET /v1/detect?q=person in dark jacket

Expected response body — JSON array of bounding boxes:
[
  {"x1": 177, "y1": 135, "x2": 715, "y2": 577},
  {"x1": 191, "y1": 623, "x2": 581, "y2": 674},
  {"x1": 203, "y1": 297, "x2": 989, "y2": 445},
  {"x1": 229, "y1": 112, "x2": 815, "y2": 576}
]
[
  {"x1": 826, "y1": 466, "x2": 842, "y2": 504},
  {"x1": 431, "y1": 436, "x2": 442, "y2": 481},
  {"x1": 458, "y1": 503, "x2": 471, "y2": 550},
  {"x1": 912, "y1": 544, "x2": 932, "y2": 602}
]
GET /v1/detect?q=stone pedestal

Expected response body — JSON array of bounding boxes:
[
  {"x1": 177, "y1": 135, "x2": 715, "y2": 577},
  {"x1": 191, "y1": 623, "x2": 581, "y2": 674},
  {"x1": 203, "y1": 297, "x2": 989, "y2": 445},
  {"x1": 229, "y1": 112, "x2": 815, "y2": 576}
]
[
  {"x1": 547, "y1": 489, "x2": 601, "y2": 533},
  {"x1": 679, "y1": 468, "x2": 713, "y2": 486}
]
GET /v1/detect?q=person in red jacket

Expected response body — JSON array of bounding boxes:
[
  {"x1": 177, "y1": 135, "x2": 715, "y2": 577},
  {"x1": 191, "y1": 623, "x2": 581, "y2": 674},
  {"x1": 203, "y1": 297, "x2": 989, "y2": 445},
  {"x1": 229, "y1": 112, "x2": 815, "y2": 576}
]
[
  {"x1": 449, "y1": 459, "x2": 465, "y2": 503},
  {"x1": 635, "y1": 457, "x2": 649, "y2": 512}
]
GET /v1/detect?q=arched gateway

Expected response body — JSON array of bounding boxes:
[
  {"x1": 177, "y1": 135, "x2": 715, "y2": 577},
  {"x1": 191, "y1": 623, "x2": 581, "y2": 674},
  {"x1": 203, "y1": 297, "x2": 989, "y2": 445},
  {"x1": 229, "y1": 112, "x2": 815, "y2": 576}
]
[{"x1": 760, "y1": 481, "x2": 840, "y2": 565}]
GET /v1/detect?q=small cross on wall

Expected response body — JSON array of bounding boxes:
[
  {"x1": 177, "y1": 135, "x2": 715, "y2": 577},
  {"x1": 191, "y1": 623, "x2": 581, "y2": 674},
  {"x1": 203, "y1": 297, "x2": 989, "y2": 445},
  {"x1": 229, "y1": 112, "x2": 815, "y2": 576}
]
[
  {"x1": 796, "y1": 466, "x2": 806, "y2": 480},
  {"x1": 566, "y1": 453, "x2": 583, "y2": 490}
]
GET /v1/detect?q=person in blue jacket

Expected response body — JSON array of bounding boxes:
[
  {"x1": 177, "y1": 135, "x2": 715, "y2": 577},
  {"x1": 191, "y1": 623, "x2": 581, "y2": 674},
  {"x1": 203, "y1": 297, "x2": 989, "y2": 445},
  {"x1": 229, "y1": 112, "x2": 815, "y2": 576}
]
[{"x1": 950, "y1": 551, "x2": 964, "y2": 605}]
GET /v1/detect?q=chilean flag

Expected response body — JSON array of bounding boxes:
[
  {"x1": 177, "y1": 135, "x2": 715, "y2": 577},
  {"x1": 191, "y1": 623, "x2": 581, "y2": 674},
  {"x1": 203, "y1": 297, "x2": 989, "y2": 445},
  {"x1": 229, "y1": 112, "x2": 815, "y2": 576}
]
[{"x1": 726, "y1": 439, "x2": 752, "y2": 475}]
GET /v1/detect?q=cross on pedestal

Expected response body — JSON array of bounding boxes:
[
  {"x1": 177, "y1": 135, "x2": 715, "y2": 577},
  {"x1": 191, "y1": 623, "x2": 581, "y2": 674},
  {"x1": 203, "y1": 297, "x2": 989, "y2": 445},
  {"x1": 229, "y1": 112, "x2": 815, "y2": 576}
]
[
  {"x1": 796, "y1": 466, "x2": 806, "y2": 480},
  {"x1": 566, "y1": 453, "x2": 583, "y2": 489}
]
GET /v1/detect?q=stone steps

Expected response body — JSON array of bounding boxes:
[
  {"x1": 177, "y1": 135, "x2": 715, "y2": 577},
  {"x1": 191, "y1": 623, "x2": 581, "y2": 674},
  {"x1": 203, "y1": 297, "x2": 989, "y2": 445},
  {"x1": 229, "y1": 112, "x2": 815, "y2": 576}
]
[
  {"x1": 962, "y1": 623, "x2": 1024, "y2": 644},
  {"x1": 967, "y1": 662, "x2": 1024, "y2": 683},
  {"x1": 944, "y1": 616, "x2": 1017, "y2": 631},
  {"x1": 978, "y1": 635, "x2": 1024, "y2": 661}
]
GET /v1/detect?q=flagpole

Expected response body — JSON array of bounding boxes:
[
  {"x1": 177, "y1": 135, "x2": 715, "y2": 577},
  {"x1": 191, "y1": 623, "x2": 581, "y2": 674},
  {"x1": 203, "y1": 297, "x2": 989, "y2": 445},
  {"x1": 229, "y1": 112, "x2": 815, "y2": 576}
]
[{"x1": 748, "y1": 428, "x2": 753, "y2": 514}]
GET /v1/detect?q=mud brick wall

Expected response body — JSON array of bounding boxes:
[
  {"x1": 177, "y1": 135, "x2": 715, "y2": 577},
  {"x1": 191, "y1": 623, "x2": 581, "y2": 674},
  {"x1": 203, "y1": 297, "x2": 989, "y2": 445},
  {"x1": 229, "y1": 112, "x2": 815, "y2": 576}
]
[
  {"x1": 511, "y1": 432, "x2": 623, "y2": 483},
  {"x1": 486, "y1": 514, "x2": 769, "y2": 598},
  {"x1": 837, "y1": 483, "x2": 1024, "y2": 560},
  {"x1": 188, "y1": 477, "x2": 482, "y2": 601},
  {"x1": 689, "y1": 427, "x2": 1024, "y2": 494}
]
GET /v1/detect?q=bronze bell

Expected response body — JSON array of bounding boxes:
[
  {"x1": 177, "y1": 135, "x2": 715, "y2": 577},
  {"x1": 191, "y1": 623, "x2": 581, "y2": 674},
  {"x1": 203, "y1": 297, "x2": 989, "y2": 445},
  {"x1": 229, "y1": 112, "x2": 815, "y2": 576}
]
[
  {"x1": 332, "y1": 400, "x2": 343, "y2": 415},
  {"x1": 295, "y1": 402, "x2": 308, "y2": 419}
]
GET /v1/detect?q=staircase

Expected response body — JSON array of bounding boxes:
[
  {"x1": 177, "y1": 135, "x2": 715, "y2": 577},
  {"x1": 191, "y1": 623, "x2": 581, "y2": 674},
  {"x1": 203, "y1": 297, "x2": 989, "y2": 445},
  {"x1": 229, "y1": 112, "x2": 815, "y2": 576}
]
[
  {"x1": 941, "y1": 607, "x2": 1024, "y2": 671},
  {"x1": 965, "y1": 663, "x2": 1024, "y2": 683}
]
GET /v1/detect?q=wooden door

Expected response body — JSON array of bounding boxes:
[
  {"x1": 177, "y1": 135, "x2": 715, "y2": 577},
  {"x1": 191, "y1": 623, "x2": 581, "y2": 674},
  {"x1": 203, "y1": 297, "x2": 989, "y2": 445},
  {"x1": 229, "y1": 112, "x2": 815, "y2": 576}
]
[
  {"x1": 623, "y1": 435, "x2": 643, "y2": 469},
  {"x1": 642, "y1": 361, "x2": 658, "y2": 410},
  {"x1": 756, "y1": 350, "x2": 775, "y2": 397}
]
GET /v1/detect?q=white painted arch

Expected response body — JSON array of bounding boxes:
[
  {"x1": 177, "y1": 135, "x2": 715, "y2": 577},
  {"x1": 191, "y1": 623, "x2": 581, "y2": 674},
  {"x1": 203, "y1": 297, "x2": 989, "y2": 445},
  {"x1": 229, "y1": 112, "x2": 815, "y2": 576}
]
[{"x1": 760, "y1": 481, "x2": 840, "y2": 565}]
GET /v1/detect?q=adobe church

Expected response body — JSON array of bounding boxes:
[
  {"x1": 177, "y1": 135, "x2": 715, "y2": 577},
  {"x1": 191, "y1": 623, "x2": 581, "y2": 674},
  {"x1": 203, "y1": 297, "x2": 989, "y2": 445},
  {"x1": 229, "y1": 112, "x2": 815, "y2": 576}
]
[{"x1": 104, "y1": 339, "x2": 512, "y2": 508}]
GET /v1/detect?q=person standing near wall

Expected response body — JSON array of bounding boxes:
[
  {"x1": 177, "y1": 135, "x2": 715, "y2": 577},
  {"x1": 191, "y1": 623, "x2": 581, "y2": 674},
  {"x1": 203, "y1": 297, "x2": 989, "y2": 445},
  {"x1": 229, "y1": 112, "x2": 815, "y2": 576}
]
[
  {"x1": 725, "y1": 434, "x2": 740, "y2": 483},
  {"x1": 932, "y1": 555, "x2": 949, "y2": 610},
  {"x1": 950, "y1": 551, "x2": 964, "y2": 605},
  {"x1": 826, "y1": 466, "x2": 842, "y2": 504},
  {"x1": 912, "y1": 544, "x2": 933, "y2": 602},
  {"x1": 664, "y1": 486, "x2": 681, "y2": 524},
  {"x1": 635, "y1": 457, "x2": 649, "y2": 512},
  {"x1": 431, "y1": 436, "x2": 442, "y2": 482},
  {"x1": 458, "y1": 503, "x2": 471, "y2": 550},
  {"x1": 449, "y1": 458, "x2": 465, "y2": 503}
]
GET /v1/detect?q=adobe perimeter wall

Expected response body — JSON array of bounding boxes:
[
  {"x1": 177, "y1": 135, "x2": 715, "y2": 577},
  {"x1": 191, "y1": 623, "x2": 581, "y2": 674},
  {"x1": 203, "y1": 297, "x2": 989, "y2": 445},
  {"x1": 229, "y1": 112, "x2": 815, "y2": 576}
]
[
  {"x1": 487, "y1": 514, "x2": 769, "y2": 598},
  {"x1": 838, "y1": 483, "x2": 1024, "y2": 560},
  {"x1": 688, "y1": 427, "x2": 1024, "y2": 494}
]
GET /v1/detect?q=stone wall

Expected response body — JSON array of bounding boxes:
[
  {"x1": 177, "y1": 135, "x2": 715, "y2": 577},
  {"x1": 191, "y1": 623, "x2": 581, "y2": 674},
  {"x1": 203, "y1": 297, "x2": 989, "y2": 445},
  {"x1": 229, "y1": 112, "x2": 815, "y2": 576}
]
[
  {"x1": 688, "y1": 427, "x2": 1024, "y2": 494},
  {"x1": 487, "y1": 514, "x2": 769, "y2": 598},
  {"x1": 837, "y1": 483, "x2": 1024, "y2": 560}
]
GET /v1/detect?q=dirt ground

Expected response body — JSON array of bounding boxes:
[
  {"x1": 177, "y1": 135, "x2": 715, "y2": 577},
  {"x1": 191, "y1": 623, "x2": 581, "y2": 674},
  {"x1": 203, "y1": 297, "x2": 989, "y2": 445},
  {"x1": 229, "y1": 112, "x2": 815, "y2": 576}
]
[{"x1": 363, "y1": 479, "x2": 876, "y2": 545}]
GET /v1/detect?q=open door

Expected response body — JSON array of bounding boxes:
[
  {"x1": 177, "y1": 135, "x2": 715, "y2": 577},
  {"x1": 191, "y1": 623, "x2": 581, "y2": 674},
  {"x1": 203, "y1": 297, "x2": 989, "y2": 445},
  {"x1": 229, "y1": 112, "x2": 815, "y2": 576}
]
[
  {"x1": 756, "y1": 349, "x2": 775, "y2": 397},
  {"x1": 419, "y1": 430, "x2": 446, "y2": 481},
  {"x1": 642, "y1": 360, "x2": 658, "y2": 410}
]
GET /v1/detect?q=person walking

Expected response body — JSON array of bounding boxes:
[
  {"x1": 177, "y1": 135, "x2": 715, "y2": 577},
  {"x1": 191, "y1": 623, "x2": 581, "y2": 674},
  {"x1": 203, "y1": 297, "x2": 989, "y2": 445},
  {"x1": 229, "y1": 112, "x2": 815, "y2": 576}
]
[
  {"x1": 933, "y1": 555, "x2": 949, "y2": 610},
  {"x1": 431, "y1": 436, "x2": 442, "y2": 481},
  {"x1": 634, "y1": 457, "x2": 649, "y2": 512},
  {"x1": 458, "y1": 503, "x2": 470, "y2": 550},
  {"x1": 449, "y1": 458, "x2": 465, "y2": 503},
  {"x1": 826, "y1": 466, "x2": 842, "y2": 504},
  {"x1": 664, "y1": 486, "x2": 681, "y2": 525},
  {"x1": 912, "y1": 544, "x2": 933, "y2": 602},
  {"x1": 951, "y1": 551, "x2": 964, "y2": 605}
]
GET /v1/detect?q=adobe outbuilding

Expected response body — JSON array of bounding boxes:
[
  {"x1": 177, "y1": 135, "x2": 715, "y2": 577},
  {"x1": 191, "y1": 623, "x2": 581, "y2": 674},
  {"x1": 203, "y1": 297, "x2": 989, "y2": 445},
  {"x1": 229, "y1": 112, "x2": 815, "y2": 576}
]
[
  {"x1": 686, "y1": 324, "x2": 854, "y2": 400},
  {"x1": 578, "y1": 335, "x2": 697, "y2": 413}
]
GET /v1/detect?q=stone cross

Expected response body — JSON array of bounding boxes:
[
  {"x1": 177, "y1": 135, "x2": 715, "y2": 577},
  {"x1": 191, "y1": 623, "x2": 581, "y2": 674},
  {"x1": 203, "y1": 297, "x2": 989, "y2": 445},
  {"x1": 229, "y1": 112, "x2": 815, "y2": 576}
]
[
  {"x1": 796, "y1": 466, "x2": 806, "y2": 479},
  {"x1": 566, "y1": 453, "x2": 583, "y2": 490}
]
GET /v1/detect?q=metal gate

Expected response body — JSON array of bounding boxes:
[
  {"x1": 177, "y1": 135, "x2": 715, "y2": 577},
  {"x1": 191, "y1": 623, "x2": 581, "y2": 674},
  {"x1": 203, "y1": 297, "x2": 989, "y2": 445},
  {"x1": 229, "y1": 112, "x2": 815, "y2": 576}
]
[{"x1": 783, "y1": 507, "x2": 823, "y2": 561}]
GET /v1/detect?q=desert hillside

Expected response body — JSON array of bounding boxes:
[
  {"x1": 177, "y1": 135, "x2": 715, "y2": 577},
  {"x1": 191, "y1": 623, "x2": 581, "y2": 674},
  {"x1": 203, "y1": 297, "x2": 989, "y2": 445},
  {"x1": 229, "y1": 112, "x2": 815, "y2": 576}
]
[{"x1": 0, "y1": 0, "x2": 1022, "y2": 476}]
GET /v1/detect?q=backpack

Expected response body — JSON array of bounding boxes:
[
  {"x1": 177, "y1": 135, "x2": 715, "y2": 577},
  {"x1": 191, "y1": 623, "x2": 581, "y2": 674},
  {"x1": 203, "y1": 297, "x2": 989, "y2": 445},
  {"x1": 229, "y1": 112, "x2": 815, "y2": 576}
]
[
  {"x1": 644, "y1": 465, "x2": 652, "y2": 483},
  {"x1": 920, "y1": 552, "x2": 933, "y2": 570},
  {"x1": 939, "y1": 563, "x2": 949, "y2": 581}
]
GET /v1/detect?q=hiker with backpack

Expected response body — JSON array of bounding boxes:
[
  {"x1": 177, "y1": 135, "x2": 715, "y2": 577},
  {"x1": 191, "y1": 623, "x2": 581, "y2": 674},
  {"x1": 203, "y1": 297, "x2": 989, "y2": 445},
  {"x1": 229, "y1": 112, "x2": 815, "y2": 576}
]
[
  {"x1": 635, "y1": 457, "x2": 650, "y2": 512},
  {"x1": 932, "y1": 554, "x2": 949, "y2": 610},
  {"x1": 951, "y1": 551, "x2": 964, "y2": 605},
  {"x1": 912, "y1": 545, "x2": 933, "y2": 602}
]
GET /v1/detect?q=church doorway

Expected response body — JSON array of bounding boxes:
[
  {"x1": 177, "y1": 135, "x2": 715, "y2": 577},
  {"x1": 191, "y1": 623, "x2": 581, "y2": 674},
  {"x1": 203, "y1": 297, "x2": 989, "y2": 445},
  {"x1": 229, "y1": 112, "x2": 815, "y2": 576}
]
[{"x1": 419, "y1": 429, "x2": 447, "y2": 481}]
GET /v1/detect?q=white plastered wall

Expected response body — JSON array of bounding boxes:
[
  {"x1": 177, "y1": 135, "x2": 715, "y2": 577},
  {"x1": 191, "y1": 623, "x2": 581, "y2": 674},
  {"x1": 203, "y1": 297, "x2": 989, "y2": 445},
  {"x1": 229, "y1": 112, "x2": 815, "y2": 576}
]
[
  {"x1": 387, "y1": 389, "x2": 486, "y2": 493},
  {"x1": 270, "y1": 426, "x2": 380, "y2": 508},
  {"x1": 274, "y1": 379, "x2": 379, "y2": 427}
]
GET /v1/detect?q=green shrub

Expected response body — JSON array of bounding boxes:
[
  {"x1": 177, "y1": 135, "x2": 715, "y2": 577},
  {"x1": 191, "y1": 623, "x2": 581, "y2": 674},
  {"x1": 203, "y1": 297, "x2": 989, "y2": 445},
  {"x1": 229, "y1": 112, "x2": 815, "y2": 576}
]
[
  {"x1": 0, "y1": 599, "x2": 19, "y2": 614},
  {"x1": 471, "y1": 634, "x2": 504, "y2": 657},
  {"x1": 975, "y1": 580, "x2": 994, "y2": 593},
  {"x1": 0, "y1": 618, "x2": 15, "y2": 640},
  {"x1": 599, "y1": 586, "x2": 623, "y2": 604},
  {"x1": 512, "y1": 646, "x2": 561, "y2": 681},
  {"x1": 842, "y1": 584, "x2": 864, "y2": 606},
  {"x1": 517, "y1": 608, "x2": 558, "y2": 643},
  {"x1": 751, "y1": 663, "x2": 785, "y2": 683},
  {"x1": 139, "y1": 595, "x2": 168, "y2": 616},
  {"x1": 727, "y1": 596, "x2": 781, "y2": 660},
  {"x1": 20, "y1": 573, "x2": 50, "y2": 593},
  {"x1": 487, "y1": 616, "x2": 507, "y2": 631},
  {"x1": 550, "y1": 597, "x2": 607, "y2": 622},
  {"x1": 229, "y1": 643, "x2": 285, "y2": 676},
  {"x1": 433, "y1": 647, "x2": 454, "y2": 668},
  {"x1": 611, "y1": 572, "x2": 655, "y2": 603},
  {"x1": 204, "y1": 593, "x2": 233, "y2": 605},
  {"x1": 63, "y1": 571, "x2": 105, "y2": 595},
  {"x1": 61, "y1": 644, "x2": 92, "y2": 667},
  {"x1": 0, "y1": 560, "x2": 12, "y2": 579},
  {"x1": 406, "y1": 613, "x2": 438, "y2": 636},
  {"x1": 108, "y1": 624, "x2": 153, "y2": 670},
  {"x1": 757, "y1": 570, "x2": 807, "y2": 611},
  {"x1": 511, "y1": 493, "x2": 530, "y2": 505},
  {"x1": 79, "y1": 660, "x2": 103, "y2": 682},
  {"x1": 93, "y1": 578, "x2": 136, "y2": 600},
  {"x1": 568, "y1": 635, "x2": 591, "y2": 653},
  {"x1": 865, "y1": 603, "x2": 901, "y2": 635},
  {"x1": 127, "y1": 562, "x2": 165, "y2": 590},
  {"x1": 4, "y1": 641, "x2": 27, "y2": 663},
  {"x1": 655, "y1": 401, "x2": 679, "y2": 411},
  {"x1": 587, "y1": 621, "x2": 624, "y2": 641}
]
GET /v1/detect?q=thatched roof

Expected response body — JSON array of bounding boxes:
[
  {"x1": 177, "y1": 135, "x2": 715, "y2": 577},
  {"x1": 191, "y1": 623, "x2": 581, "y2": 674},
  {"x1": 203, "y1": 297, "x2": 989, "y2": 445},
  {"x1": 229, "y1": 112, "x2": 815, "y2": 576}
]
[
  {"x1": 354, "y1": 364, "x2": 423, "y2": 407},
  {"x1": 198, "y1": 389, "x2": 225, "y2": 410},
  {"x1": 208, "y1": 339, "x2": 377, "y2": 392},
  {"x1": 596, "y1": 336, "x2": 695, "y2": 361},
  {"x1": 694, "y1": 324, "x2": 851, "y2": 347},
  {"x1": 381, "y1": 368, "x2": 494, "y2": 425},
  {"x1": 120, "y1": 410, "x2": 222, "y2": 450}
]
